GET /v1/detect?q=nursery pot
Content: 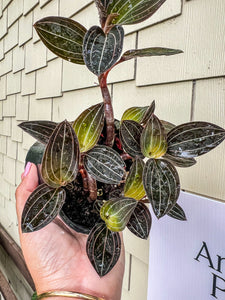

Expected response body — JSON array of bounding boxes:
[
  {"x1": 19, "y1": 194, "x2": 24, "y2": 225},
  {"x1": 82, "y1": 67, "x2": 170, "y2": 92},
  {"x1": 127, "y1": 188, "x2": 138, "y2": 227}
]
[{"x1": 25, "y1": 129, "x2": 129, "y2": 235}]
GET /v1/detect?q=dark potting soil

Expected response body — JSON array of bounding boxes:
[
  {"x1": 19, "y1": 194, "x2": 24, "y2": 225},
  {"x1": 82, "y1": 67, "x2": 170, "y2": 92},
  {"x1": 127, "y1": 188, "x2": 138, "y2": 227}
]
[
  {"x1": 60, "y1": 121, "x2": 132, "y2": 234},
  {"x1": 60, "y1": 172, "x2": 126, "y2": 234}
]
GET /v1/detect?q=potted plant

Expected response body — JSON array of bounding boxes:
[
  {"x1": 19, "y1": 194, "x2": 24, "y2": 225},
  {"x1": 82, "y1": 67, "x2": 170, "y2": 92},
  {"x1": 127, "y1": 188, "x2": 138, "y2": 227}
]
[{"x1": 18, "y1": 0, "x2": 225, "y2": 277}]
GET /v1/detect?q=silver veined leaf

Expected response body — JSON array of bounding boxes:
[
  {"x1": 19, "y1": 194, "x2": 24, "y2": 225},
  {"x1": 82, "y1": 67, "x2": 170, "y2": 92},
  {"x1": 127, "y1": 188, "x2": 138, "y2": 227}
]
[
  {"x1": 127, "y1": 202, "x2": 151, "y2": 239},
  {"x1": 141, "y1": 114, "x2": 167, "y2": 158},
  {"x1": 122, "y1": 47, "x2": 183, "y2": 61},
  {"x1": 73, "y1": 103, "x2": 104, "y2": 152},
  {"x1": 86, "y1": 223, "x2": 121, "y2": 277},
  {"x1": 167, "y1": 122, "x2": 225, "y2": 158},
  {"x1": 41, "y1": 120, "x2": 80, "y2": 188},
  {"x1": 107, "y1": 0, "x2": 167, "y2": 25},
  {"x1": 163, "y1": 153, "x2": 196, "y2": 168},
  {"x1": 84, "y1": 145, "x2": 125, "y2": 184},
  {"x1": 34, "y1": 16, "x2": 86, "y2": 64},
  {"x1": 100, "y1": 198, "x2": 137, "y2": 231},
  {"x1": 143, "y1": 158, "x2": 180, "y2": 219},
  {"x1": 121, "y1": 106, "x2": 149, "y2": 123},
  {"x1": 120, "y1": 120, "x2": 144, "y2": 158},
  {"x1": 121, "y1": 100, "x2": 155, "y2": 125},
  {"x1": 18, "y1": 121, "x2": 57, "y2": 144},
  {"x1": 83, "y1": 25, "x2": 124, "y2": 76},
  {"x1": 124, "y1": 157, "x2": 145, "y2": 200},
  {"x1": 21, "y1": 184, "x2": 66, "y2": 233},
  {"x1": 167, "y1": 203, "x2": 187, "y2": 221},
  {"x1": 141, "y1": 100, "x2": 155, "y2": 125}
]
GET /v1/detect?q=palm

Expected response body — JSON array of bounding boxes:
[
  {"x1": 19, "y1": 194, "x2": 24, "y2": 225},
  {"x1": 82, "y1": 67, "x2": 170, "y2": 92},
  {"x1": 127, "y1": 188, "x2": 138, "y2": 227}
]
[{"x1": 16, "y1": 164, "x2": 124, "y2": 300}]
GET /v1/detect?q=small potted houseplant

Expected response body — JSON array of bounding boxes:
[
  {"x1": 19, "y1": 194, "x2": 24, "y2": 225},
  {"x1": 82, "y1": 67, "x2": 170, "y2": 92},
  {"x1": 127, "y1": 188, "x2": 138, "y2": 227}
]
[{"x1": 19, "y1": 0, "x2": 225, "y2": 277}]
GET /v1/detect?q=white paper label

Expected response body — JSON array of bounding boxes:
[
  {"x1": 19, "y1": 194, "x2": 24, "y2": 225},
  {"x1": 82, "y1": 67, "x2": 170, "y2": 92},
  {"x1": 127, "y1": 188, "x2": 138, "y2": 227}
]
[{"x1": 148, "y1": 191, "x2": 225, "y2": 300}]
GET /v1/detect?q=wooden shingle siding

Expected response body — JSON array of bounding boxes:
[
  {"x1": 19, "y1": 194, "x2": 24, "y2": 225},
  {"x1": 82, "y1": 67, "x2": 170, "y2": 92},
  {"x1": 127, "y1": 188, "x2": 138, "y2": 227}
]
[
  {"x1": 0, "y1": 1, "x2": 224, "y2": 299},
  {"x1": 136, "y1": 0, "x2": 225, "y2": 86}
]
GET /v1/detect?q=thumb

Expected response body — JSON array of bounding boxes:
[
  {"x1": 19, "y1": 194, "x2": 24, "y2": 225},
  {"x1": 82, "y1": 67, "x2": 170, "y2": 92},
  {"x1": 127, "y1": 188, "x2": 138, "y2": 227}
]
[{"x1": 16, "y1": 162, "x2": 39, "y2": 225}]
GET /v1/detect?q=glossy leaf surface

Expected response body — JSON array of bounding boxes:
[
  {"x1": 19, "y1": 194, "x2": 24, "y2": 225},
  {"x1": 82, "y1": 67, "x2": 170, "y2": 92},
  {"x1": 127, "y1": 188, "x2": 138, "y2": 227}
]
[
  {"x1": 22, "y1": 184, "x2": 66, "y2": 233},
  {"x1": 73, "y1": 103, "x2": 104, "y2": 152},
  {"x1": 86, "y1": 223, "x2": 121, "y2": 276},
  {"x1": 167, "y1": 203, "x2": 187, "y2": 221},
  {"x1": 121, "y1": 101, "x2": 155, "y2": 124},
  {"x1": 42, "y1": 120, "x2": 80, "y2": 188},
  {"x1": 84, "y1": 145, "x2": 125, "y2": 184},
  {"x1": 163, "y1": 153, "x2": 196, "y2": 168},
  {"x1": 34, "y1": 16, "x2": 86, "y2": 64},
  {"x1": 121, "y1": 106, "x2": 149, "y2": 123},
  {"x1": 120, "y1": 120, "x2": 144, "y2": 158},
  {"x1": 18, "y1": 121, "x2": 57, "y2": 144},
  {"x1": 167, "y1": 122, "x2": 225, "y2": 158},
  {"x1": 122, "y1": 47, "x2": 183, "y2": 61},
  {"x1": 25, "y1": 142, "x2": 45, "y2": 166},
  {"x1": 141, "y1": 101, "x2": 156, "y2": 125},
  {"x1": 106, "y1": 0, "x2": 167, "y2": 25},
  {"x1": 124, "y1": 157, "x2": 145, "y2": 200},
  {"x1": 127, "y1": 202, "x2": 151, "y2": 239},
  {"x1": 83, "y1": 25, "x2": 124, "y2": 76},
  {"x1": 143, "y1": 159, "x2": 180, "y2": 218},
  {"x1": 141, "y1": 115, "x2": 167, "y2": 158},
  {"x1": 100, "y1": 198, "x2": 137, "y2": 231}
]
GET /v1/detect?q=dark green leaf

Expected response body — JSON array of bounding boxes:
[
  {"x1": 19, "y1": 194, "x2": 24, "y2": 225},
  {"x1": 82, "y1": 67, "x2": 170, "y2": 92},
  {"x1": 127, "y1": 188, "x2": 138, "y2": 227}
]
[
  {"x1": 41, "y1": 120, "x2": 80, "y2": 188},
  {"x1": 167, "y1": 203, "x2": 187, "y2": 221},
  {"x1": 124, "y1": 157, "x2": 145, "y2": 200},
  {"x1": 127, "y1": 202, "x2": 151, "y2": 239},
  {"x1": 160, "y1": 120, "x2": 176, "y2": 134},
  {"x1": 107, "y1": 0, "x2": 167, "y2": 25},
  {"x1": 167, "y1": 122, "x2": 225, "y2": 158},
  {"x1": 83, "y1": 25, "x2": 124, "y2": 76},
  {"x1": 143, "y1": 159, "x2": 180, "y2": 218},
  {"x1": 73, "y1": 103, "x2": 104, "y2": 152},
  {"x1": 141, "y1": 115, "x2": 167, "y2": 158},
  {"x1": 100, "y1": 198, "x2": 137, "y2": 231},
  {"x1": 25, "y1": 142, "x2": 45, "y2": 166},
  {"x1": 18, "y1": 121, "x2": 57, "y2": 144},
  {"x1": 34, "y1": 16, "x2": 87, "y2": 64},
  {"x1": 163, "y1": 153, "x2": 196, "y2": 168},
  {"x1": 21, "y1": 184, "x2": 66, "y2": 233},
  {"x1": 120, "y1": 120, "x2": 144, "y2": 158},
  {"x1": 86, "y1": 223, "x2": 121, "y2": 276},
  {"x1": 122, "y1": 47, "x2": 183, "y2": 61},
  {"x1": 84, "y1": 145, "x2": 125, "y2": 184},
  {"x1": 141, "y1": 100, "x2": 155, "y2": 125}
]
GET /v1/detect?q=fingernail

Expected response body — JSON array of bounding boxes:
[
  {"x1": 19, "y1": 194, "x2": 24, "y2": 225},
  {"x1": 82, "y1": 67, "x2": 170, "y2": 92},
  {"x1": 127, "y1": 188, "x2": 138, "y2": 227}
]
[{"x1": 23, "y1": 162, "x2": 32, "y2": 178}]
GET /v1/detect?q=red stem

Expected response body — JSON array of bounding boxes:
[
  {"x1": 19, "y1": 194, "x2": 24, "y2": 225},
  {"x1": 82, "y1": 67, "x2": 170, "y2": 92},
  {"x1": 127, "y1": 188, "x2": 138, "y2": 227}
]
[
  {"x1": 98, "y1": 57, "x2": 126, "y2": 147},
  {"x1": 99, "y1": 73, "x2": 115, "y2": 147},
  {"x1": 87, "y1": 173, "x2": 97, "y2": 201},
  {"x1": 80, "y1": 168, "x2": 89, "y2": 192}
]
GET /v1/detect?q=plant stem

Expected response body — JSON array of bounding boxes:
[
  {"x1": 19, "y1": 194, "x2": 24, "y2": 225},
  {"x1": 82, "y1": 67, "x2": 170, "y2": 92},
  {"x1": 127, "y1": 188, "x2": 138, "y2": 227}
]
[
  {"x1": 87, "y1": 173, "x2": 97, "y2": 201},
  {"x1": 99, "y1": 73, "x2": 115, "y2": 147}
]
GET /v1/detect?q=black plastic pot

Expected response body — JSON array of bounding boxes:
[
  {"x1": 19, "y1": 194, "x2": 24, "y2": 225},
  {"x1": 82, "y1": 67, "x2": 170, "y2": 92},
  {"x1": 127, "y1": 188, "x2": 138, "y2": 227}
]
[{"x1": 25, "y1": 121, "x2": 131, "y2": 235}]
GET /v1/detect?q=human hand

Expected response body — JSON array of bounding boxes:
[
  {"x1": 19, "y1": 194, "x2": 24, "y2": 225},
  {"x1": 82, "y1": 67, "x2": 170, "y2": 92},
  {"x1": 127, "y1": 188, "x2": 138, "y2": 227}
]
[{"x1": 16, "y1": 163, "x2": 125, "y2": 300}]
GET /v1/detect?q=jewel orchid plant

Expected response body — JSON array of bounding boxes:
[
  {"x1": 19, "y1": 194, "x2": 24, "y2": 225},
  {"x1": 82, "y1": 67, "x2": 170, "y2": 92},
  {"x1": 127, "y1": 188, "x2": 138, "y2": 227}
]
[{"x1": 18, "y1": 0, "x2": 225, "y2": 277}]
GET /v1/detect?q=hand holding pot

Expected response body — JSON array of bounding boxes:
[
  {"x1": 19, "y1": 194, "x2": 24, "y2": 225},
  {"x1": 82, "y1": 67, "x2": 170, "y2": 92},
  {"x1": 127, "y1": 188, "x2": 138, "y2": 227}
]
[{"x1": 16, "y1": 162, "x2": 125, "y2": 300}]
